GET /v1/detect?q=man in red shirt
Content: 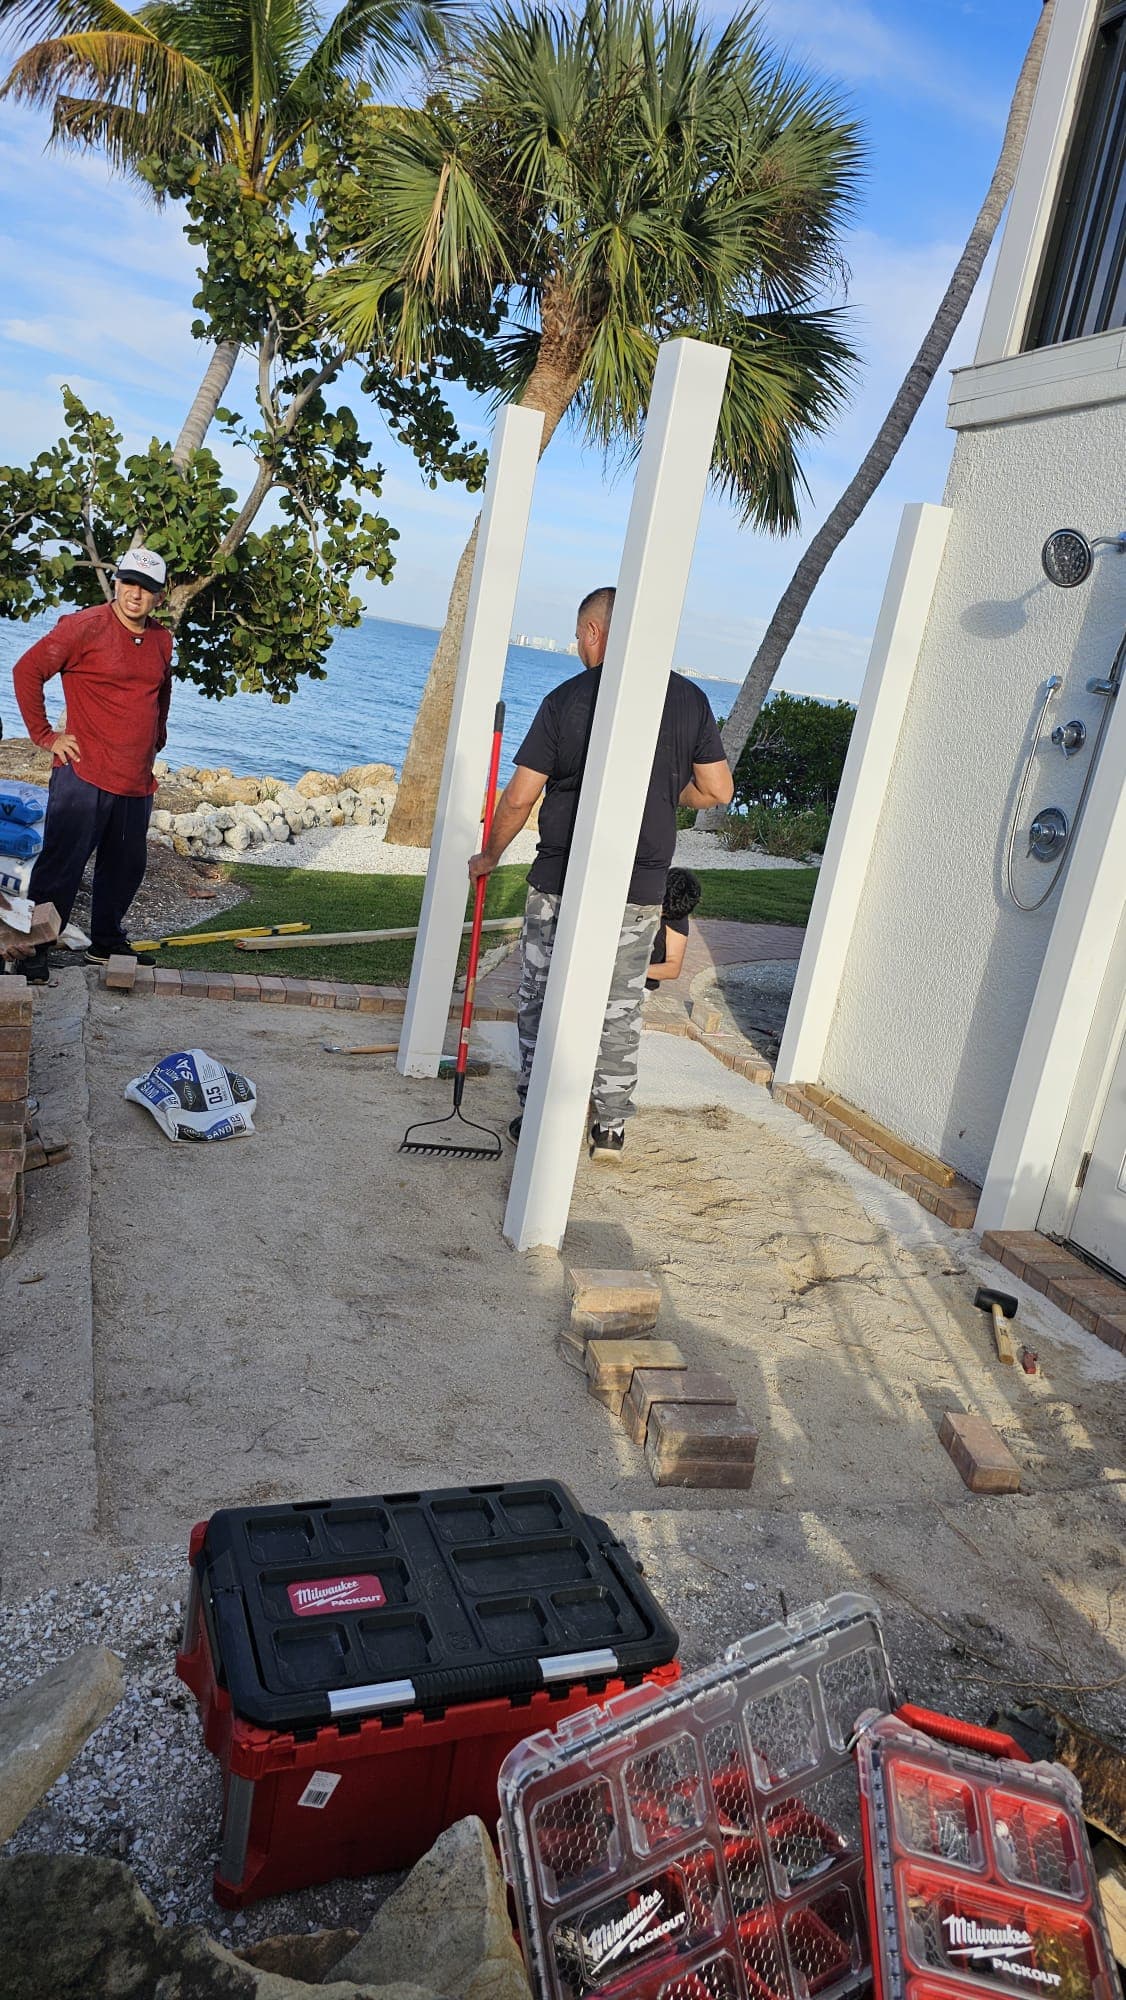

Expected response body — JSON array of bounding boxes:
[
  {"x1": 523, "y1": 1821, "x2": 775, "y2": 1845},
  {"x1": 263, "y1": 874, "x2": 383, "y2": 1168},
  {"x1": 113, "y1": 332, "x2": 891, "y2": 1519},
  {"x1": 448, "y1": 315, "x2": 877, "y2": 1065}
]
[{"x1": 12, "y1": 547, "x2": 173, "y2": 981}]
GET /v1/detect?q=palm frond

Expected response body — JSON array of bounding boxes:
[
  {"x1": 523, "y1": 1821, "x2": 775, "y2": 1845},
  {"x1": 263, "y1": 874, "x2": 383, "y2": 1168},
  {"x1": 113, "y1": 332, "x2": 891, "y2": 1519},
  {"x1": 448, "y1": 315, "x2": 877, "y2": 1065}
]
[
  {"x1": 279, "y1": 0, "x2": 456, "y2": 123},
  {"x1": 0, "y1": 0, "x2": 152, "y2": 54},
  {"x1": 1, "y1": 27, "x2": 226, "y2": 145}
]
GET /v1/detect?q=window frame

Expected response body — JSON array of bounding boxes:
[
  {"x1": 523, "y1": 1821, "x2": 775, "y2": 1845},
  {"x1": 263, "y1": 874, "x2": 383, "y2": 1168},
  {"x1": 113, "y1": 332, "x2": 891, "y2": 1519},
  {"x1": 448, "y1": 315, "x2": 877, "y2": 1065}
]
[{"x1": 1027, "y1": 0, "x2": 1126, "y2": 349}]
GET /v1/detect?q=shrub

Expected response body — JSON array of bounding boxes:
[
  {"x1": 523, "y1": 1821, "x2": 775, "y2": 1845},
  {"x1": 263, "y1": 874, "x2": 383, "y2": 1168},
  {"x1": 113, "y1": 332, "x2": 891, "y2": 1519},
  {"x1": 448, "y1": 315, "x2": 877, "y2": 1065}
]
[
  {"x1": 733, "y1": 691, "x2": 855, "y2": 812},
  {"x1": 718, "y1": 803, "x2": 830, "y2": 859}
]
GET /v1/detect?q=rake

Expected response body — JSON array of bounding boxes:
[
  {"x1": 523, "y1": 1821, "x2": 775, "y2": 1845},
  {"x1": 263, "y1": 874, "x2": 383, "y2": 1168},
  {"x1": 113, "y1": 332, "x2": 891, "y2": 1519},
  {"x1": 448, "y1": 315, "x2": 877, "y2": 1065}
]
[{"x1": 399, "y1": 702, "x2": 506, "y2": 1162}]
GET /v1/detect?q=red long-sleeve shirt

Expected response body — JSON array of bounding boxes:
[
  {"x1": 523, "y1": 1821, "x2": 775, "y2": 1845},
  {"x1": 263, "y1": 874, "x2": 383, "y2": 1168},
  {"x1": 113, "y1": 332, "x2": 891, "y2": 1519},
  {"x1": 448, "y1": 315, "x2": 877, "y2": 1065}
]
[{"x1": 13, "y1": 602, "x2": 173, "y2": 798}]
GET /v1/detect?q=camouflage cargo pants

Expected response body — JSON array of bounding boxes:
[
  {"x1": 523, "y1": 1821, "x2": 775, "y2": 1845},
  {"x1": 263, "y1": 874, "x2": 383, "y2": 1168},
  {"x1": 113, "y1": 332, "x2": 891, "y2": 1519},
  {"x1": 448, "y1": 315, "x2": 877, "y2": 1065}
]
[{"x1": 516, "y1": 889, "x2": 661, "y2": 1128}]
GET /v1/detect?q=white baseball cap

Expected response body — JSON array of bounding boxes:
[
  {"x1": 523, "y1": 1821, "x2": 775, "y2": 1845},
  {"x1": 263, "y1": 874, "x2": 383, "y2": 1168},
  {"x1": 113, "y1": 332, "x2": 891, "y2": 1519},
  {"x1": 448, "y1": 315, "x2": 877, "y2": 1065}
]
[{"x1": 115, "y1": 546, "x2": 167, "y2": 591}]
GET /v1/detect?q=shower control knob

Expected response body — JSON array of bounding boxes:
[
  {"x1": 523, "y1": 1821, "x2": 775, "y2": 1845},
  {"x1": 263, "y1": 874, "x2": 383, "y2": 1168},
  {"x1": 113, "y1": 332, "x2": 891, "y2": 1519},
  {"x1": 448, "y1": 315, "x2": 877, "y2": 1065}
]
[
  {"x1": 1029, "y1": 806, "x2": 1069, "y2": 861},
  {"x1": 1050, "y1": 718, "x2": 1086, "y2": 756}
]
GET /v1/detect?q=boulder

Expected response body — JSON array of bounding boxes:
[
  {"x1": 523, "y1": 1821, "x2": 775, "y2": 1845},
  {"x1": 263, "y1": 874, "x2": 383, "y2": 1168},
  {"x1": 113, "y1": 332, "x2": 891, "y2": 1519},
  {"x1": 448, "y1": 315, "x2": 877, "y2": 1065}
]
[
  {"x1": 200, "y1": 777, "x2": 264, "y2": 806},
  {"x1": 0, "y1": 1855, "x2": 451, "y2": 1999},
  {"x1": 327, "y1": 1816, "x2": 532, "y2": 2000},
  {"x1": 295, "y1": 771, "x2": 340, "y2": 798},
  {"x1": 150, "y1": 810, "x2": 173, "y2": 833},
  {"x1": 340, "y1": 764, "x2": 395, "y2": 791},
  {"x1": 224, "y1": 823, "x2": 253, "y2": 852},
  {"x1": 0, "y1": 1646, "x2": 123, "y2": 1845}
]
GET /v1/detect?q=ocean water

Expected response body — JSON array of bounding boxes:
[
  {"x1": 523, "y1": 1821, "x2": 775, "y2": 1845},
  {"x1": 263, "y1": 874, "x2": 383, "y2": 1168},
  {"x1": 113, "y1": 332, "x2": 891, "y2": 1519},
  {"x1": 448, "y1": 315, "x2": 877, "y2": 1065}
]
[{"x1": 0, "y1": 612, "x2": 737, "y2": 784}]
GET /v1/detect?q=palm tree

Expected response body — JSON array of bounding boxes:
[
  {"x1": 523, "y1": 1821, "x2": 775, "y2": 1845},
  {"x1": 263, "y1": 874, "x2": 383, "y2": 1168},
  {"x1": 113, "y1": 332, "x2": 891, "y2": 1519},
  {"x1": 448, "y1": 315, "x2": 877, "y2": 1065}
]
[
  {"x1": 328, "y1": 0, "x2": 865, "y2": 846},
  {"x1": 0, "y1": 0, "x2": 455, "y2": 464},
  {"x1": 696, "y1": 0, "x2": 1057, "y2": 825}
]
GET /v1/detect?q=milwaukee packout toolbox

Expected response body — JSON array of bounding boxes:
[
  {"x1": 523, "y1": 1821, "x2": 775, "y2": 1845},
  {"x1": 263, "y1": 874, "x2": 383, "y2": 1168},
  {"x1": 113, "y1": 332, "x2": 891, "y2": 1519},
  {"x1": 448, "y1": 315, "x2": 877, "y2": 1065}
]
[
  {"x1": 497, "y1": 1591, "x2": 894, "y2": 2000},
  {"x1": 175, "y1": 1480, "x2": 679, "y2": 1907},
  {"x1": 855, "y1": 1708, "x2": 1119, "y2": 2000}
]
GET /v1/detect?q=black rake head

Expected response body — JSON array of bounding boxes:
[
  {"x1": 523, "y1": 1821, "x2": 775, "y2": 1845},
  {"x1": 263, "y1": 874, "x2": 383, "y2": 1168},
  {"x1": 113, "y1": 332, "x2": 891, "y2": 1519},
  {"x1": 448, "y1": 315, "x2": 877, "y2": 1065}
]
[{"x1": 399, "y1": 1107, "x2": 502, "y2": 1162}]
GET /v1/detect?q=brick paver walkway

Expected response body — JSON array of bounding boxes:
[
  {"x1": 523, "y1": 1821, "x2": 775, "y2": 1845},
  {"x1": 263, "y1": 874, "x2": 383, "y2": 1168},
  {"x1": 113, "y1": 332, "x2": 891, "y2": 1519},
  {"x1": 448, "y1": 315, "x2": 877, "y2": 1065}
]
[{"x1": 475, "y1": 915, "x2": 804, "y2": 1010}]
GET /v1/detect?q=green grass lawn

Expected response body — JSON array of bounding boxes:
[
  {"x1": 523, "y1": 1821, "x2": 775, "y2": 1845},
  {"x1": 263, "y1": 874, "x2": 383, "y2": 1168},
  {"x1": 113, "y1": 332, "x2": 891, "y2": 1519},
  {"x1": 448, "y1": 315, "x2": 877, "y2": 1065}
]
[{"x1": 154, "y1": 861, "x2": 817, "y2": 983}]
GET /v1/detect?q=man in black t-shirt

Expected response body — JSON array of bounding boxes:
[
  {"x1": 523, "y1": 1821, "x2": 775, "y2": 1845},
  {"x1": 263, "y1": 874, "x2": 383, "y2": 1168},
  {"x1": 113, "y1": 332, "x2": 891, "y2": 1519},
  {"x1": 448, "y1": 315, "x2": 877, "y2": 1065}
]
[{"x1": 468, "y1": 586, "x2": 733, "y2": 1159}]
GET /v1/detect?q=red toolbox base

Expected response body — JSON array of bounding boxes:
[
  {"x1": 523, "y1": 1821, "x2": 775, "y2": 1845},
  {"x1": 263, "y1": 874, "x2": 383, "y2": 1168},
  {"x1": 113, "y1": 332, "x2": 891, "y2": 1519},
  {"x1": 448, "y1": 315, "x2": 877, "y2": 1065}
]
[{"x1": 179, "y1": 1609, "x2": 680, "y2": 1908}]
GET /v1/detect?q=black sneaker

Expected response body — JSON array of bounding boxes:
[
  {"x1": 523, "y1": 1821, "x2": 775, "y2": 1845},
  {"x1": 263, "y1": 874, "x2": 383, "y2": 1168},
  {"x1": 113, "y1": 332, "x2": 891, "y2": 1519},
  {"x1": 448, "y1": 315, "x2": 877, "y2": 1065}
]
[
  {"x1": 85, "y1": 941, "x2": 155, "y2": 967},
  {"x1": 589, "y1": 1122, "x2": 625, "y2": 1161},
  {"x1": 16, "y1": 946, "x2": 50, "y2": 985},
  {"x1": 508, "y1": 1114, "x2": 523, "y2": 1143}
]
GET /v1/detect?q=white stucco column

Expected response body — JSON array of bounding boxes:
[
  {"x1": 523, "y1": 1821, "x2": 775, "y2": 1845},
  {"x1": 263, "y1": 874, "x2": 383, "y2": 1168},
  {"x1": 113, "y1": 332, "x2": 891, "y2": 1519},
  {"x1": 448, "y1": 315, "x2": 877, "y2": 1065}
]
[
  {"x1": 502, "y1": 337, "x2": 731, "y2": 1253},
  {"x1": 398, "y1": 404, "x2": 544, "y2": 1077},
  {"x1": 775, "y1": 502, "x2": 952, "y2": 1086}
]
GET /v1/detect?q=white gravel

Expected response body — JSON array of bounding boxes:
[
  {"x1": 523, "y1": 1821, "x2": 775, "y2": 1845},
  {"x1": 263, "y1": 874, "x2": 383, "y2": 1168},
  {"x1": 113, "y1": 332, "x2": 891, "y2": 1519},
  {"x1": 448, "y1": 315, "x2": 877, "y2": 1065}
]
[{"x1": 238, "y1": 823, "x2": 819, "y2": 875}]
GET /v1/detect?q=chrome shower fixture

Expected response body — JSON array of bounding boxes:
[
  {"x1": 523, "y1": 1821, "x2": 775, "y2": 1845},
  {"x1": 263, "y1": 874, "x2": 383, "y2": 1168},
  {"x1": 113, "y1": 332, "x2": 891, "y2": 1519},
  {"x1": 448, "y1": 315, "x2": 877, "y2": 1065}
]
[{"x1": 1041, "y1": 526, "x2": 1126, "y2": 587}]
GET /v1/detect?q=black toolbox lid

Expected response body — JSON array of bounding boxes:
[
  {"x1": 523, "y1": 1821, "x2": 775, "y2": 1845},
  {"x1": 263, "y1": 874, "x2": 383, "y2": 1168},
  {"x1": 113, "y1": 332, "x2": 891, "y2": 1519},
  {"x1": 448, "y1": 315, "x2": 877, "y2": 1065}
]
[{"x1": 194, "y1": 1480, "x2": 679, "y2": 1731}]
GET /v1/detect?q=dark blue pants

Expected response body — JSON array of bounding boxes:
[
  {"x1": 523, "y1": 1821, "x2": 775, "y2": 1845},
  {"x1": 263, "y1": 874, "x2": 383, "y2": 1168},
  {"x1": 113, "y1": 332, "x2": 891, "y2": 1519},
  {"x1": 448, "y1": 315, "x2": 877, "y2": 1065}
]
[{"x1": 28, "y1": 765, "x2": 152, "y2": 950}]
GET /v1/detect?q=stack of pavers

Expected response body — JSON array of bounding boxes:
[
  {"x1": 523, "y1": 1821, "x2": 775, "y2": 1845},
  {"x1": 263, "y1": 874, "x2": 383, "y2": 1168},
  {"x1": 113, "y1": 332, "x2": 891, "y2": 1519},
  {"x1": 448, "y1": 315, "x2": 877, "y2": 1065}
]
[{"x1": 565, "y1": 1266, "x2": 758, "y2": 1488}]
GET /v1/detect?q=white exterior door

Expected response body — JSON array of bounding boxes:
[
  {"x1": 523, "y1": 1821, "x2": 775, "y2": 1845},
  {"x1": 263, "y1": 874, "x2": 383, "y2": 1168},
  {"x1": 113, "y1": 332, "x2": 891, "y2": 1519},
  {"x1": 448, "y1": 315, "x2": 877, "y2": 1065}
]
[{"x1": 1071, "y1": 1025, "x2": 1126, "y2": 1275}]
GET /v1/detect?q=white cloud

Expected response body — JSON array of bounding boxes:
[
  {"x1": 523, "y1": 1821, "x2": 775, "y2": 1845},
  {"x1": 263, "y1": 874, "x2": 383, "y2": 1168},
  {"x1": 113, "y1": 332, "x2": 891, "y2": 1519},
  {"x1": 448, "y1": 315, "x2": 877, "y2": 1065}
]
[{"x1": 755, "y1": 0, "x2": 1010, "y2": 129}]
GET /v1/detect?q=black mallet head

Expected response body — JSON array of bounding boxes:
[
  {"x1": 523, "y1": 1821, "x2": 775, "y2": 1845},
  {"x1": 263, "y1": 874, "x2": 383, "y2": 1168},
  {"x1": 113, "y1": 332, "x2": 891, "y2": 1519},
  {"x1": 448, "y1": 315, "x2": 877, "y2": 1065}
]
[{"x1": 974, "y1": 1286, "x2": 1018, "y2": 1319}]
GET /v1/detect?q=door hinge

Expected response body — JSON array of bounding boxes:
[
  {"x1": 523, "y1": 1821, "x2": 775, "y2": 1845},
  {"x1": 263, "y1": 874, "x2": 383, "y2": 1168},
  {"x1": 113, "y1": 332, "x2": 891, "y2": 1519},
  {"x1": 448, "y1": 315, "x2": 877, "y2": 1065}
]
[{"x1": 1076, "y1": 1150, "x2": 1091, "y2": 1189}]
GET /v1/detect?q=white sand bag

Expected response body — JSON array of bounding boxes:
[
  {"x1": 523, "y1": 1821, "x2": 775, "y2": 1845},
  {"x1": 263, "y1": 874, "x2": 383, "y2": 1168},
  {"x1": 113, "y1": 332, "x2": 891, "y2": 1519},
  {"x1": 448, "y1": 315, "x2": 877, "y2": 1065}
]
[{"x1": 125, "y1": 1049, "x2": 256, "y2": 1141}]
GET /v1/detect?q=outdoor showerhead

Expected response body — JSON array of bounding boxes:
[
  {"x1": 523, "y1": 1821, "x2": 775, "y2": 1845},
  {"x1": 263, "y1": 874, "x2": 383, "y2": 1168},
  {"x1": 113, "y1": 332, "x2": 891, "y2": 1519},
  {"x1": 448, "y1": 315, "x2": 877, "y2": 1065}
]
[{"x1": 1041, "y1": 526, "x2": 1126, "y2": 587}]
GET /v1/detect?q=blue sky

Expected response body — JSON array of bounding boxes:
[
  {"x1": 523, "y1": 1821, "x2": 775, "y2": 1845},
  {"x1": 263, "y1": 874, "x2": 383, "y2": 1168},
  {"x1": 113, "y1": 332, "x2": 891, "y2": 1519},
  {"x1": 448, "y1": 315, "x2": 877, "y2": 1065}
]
[{"x1": 0, "y1": 0, "x2": 1041, "y2": 697}]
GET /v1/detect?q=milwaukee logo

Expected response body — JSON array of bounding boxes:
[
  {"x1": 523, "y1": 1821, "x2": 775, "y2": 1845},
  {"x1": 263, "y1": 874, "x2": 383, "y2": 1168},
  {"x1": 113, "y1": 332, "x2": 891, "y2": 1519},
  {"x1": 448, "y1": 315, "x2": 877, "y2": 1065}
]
[
  {"x1": 584, "y1": 1890, "x2": 687, "y2": 1975},
  {"x1": 287, "y1": 1574, "x2": 386, "y2": 1617},
  {"x1": 944, "y1": 1916, "x2": 1061, "y2": 1988}
]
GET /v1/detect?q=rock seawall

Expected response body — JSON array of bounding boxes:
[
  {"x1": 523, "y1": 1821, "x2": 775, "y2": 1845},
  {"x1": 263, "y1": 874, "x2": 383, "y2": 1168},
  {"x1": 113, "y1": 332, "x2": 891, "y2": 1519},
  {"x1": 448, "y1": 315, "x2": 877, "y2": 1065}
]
[{"x1": 147, "y1": 762, "x2": 398, "y2": 860}]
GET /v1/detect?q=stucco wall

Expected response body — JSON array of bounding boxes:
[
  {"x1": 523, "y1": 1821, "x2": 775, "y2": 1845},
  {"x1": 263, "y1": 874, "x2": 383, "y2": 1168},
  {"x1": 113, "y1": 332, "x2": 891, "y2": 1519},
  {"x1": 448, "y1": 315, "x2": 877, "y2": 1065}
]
[{"x1": 822, "y1": 401, "x2": 1126, "y2": 1186}]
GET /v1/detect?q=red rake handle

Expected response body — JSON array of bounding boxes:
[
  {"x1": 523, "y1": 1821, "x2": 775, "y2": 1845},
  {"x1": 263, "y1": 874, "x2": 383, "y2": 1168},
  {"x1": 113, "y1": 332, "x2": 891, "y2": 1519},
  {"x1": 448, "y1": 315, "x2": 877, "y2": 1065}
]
[
  {"x1": 896, "y1": 1702, "x2": 1032, "y2": 1763},
  {"x1": 454, "y1": 702, "x2": 506, "y2": 1096}
]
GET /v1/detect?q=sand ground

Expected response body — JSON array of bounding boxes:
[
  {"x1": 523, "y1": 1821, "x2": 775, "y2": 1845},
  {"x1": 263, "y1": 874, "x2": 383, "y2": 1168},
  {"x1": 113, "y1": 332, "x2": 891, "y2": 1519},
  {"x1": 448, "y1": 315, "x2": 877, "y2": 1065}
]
[
  {"x1": 5, "y1": 973, "x2": 1124, "y2": 1711},
  {"x1": 3, "y1": 971, "x2": 1124, "y2": 1936}
]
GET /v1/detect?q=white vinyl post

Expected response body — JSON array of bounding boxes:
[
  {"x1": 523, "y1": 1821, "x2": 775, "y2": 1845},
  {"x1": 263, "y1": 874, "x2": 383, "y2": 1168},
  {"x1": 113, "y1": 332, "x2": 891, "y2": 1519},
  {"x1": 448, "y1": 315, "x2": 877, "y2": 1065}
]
[
  {"x1": 503, "y1": 338, "x2": 731, "y2": 1251},
  {"x1": 398, "y1": 403, "x2": 544, "y2": 1076}
]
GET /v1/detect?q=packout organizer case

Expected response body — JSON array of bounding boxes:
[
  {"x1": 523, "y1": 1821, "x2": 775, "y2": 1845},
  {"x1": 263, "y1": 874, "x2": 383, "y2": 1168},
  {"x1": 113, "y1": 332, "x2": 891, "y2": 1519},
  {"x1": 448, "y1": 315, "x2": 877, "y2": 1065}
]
[
  {"x1": 497, "y1": 1590, "x2": 895, "y2": 2000},
  {"x1": 175, "y1": 1480, "x2": 679, "y2": 1906},
  {"x1": 855, "y1": 1707, "x2": 1120, "y2": 2000}
]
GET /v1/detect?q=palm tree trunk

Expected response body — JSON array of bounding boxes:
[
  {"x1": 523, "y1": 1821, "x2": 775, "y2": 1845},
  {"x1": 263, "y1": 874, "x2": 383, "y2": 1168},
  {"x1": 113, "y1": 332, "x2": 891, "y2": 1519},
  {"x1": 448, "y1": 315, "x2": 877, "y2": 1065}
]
[
  {"x1": 384, "y1": 349, "x2": 585, "y2": 848},
  {"x1": 698, "y1": 0, "x2": 1056, "y2": 830},
  {"x1": 172, "y1": 340, "x2": 241, "y2": 468}
]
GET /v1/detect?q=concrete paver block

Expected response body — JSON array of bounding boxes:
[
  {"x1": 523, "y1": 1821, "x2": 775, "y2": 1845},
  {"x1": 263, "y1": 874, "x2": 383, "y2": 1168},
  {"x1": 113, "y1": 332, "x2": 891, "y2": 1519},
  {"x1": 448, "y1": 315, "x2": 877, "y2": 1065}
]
[
  {"x1": 103, "y1": 955, "x2": 137, "y2": 991},
  {"x1": 645, "y1": 1403, "x2": 758, "y2": 1488},
  {"x1": 939, "y1": 1411, "x2": 1022, "y2": 1494},
  {"x1": 566, "y1": 1267, "x2": 660, "y2": 1329},
  {"x1": 623, "y1": 1368, "x2": 737, "y2": 1446},
  {"x1": 585, "y1": 1338, "x2": 685, "y2": 1415}
]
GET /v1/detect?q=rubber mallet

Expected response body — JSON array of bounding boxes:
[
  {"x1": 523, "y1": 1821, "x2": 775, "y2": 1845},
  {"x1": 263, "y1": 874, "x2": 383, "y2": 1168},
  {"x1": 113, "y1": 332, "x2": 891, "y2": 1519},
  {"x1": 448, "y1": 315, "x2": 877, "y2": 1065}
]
[{"x1": 975, "y1": 1285, "x2": 1018, "y2": 1365}]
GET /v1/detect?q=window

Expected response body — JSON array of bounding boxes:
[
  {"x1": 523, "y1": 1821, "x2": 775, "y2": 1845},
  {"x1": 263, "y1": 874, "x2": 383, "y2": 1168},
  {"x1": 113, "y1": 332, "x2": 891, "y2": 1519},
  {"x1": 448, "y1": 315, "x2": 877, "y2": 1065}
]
[{"x1": 1028, "y1": 1, "x2": 1126, "y2": 349}]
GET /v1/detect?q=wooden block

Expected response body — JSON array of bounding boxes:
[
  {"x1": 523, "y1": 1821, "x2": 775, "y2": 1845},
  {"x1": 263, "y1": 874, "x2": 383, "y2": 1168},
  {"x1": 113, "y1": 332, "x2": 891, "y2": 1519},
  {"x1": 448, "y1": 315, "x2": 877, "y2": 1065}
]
[
  {"x1": 585, "y1": 1338, "x2": 685, "y2": 1414},
  {"x1": 623, "y1": 1369, "x2": 737, "y2": 1447},
  {"x1": 567, "y1": 1267, "x2": 660, "y2": 1325},
  {"x1": 645, "y1": 1404, "x2": 758, "y2": 1488},
  {"x1": 939, "y1": 1411, "x2": 1021, "y2": 1494}
]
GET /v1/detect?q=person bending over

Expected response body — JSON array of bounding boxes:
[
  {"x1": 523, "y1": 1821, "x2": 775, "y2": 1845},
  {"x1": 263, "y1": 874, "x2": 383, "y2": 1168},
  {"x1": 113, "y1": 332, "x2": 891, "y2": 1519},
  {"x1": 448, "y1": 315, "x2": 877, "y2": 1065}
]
[
  {"x1": 645, "y1": 867, "x2": 702, "y2": 991},
  {"x1": 469, "y1": 587, "x2": 732, "y2": 1160}
]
